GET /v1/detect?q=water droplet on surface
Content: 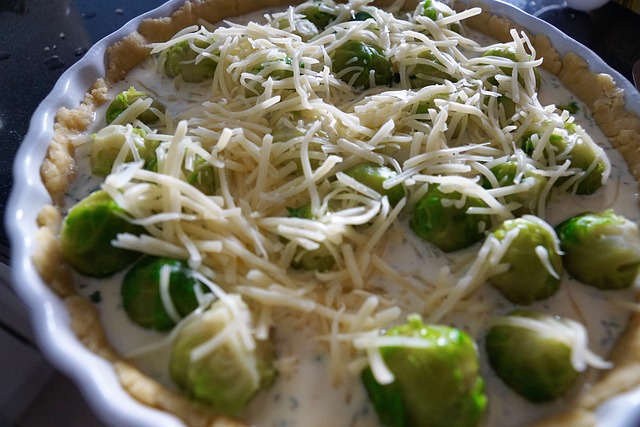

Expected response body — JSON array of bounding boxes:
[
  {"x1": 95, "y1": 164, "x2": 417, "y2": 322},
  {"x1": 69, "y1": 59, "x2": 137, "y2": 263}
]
[
  {"x1": 0, "y1": 51, "x2": 10, "y2": 61},
  {"x1": 115, "y1": 8, "x2": 124, "y2": 15},
  {"x1": 74, "y1": 47, "x2": 86, "y2": 57},
  {"x1": 82, "y1": 11, "x2": 96, "y2": 19},
  {"x1": 44, "y1": 55, "x2": 65, "y2": 70}
]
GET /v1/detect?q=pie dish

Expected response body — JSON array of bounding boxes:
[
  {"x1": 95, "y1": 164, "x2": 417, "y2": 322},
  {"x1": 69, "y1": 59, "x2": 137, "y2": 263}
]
[{"x1": 7, "y1": 0, "x2": 640, "y2": 426}]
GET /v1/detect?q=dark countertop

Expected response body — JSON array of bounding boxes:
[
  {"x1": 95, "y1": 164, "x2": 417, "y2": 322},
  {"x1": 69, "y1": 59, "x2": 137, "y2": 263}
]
[{"x1": 1, "y1": 0, "x2": 639, "y2": 253}]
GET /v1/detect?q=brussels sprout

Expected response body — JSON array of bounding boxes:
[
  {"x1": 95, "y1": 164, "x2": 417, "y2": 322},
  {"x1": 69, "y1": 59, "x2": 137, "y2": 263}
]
[
  {"x1": 557, "y1": 101, "x2": 579, "y2": 114},
  {"x1": 482, "y1": 47, "x2": 540, "y2": 90},
  {"x1": 344, "y1": 163, "x2": 405, "y2": 207},
  {"x1": 555, "y1": 210, "x2": 640, "y2": 290},
  {"x1": 164, "y1": 39, "x2": 217, "y2": 83},
  {"x1": 121, "y1": 256, "x2": 208, "y2": 331},
  {"x1": 169, "y1": 296, "x2": 277, "y2": 416},
  {"x1": 187, "y1": 157, "x2": 216, "y2": 195},
  {"x1": 259, "y1": 57, "x2": 299, "y2": 81},
  {"x1": 301, "y1": 0, "x2": 338, "y2": 30},
  {"x1": 420, "y1": 0, "x2": 460, "y2": 32},
  {"x1": 488, "y1": 216, "x2": 562, "y2": 304},
  {"x1": 352, "y1": 10, "x2": 374, "y2": 21},
  {"x1": 105, "y1": 87, "x2": 164, "y2": 125},
  {"x1": 422, "y1": 0, "x2": 439, "y2": 21},
  {"x1": 520, "y1": 132, "x2": 607, "y2": 195},
  {"x1": 483, "y1": 47, "x2": 517, "y2": 63},
  {"x1": 291, "y1": 245, "x2": 336, "y2": 272},
  {"x1": 483, "y1": 159, "x2": 548, "y2": 217},
  {"x1": 485, "y1": 310, "x2": 581, "y2": 402},
  {"x1": 60, "y1": 190, "x2": 145, "y2": 277},
  {"x1": 362, "y1": 314, "x2": 487, "y2": 427},
  {"x1": 408, "y1": 51, "x2": 454, "y2": 89},
  {"x1": 288, "y1": 205, "x2": 336, "y2": 271},
  {"x1": 558, "y1": 134, "x2": 607, "y2": 195},
  {"x1": 90, "y1": 125, "x2": 158, "y2": 176},
  {"x1": 331, "y1": 40, "x2": 393, "y2": 89},
  {"x1": 414, "y1": 91, "x2": 452, "y2": 115},
  {"x1": 274, "y1": 16, "x2": 319, "y2": 42},
  {"x1": 410, "y1": 184, "x2": 491, "y2": 252}
]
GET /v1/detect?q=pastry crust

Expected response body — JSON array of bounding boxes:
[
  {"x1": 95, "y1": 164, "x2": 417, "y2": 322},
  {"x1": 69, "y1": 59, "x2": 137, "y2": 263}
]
[{"x1": 32, "y1": 1, "x2": 640, "y2": 426}]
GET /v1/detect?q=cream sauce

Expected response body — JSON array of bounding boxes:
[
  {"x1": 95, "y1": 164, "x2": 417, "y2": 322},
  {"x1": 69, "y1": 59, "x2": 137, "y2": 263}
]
[{"x1": 66, "y1": 6, "x2": 640, "y2": 427}]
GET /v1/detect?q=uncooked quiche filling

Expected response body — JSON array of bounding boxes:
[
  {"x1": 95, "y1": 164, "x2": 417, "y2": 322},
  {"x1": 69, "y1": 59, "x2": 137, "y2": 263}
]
[{"x1": 51, "y1": 0, "x2": 640, "y2": 426}]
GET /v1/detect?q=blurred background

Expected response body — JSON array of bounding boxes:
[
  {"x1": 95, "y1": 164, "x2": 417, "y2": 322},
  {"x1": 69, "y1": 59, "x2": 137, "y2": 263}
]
[{"x1": 0, "y1": 0, "x2": 638, "y2": 425}]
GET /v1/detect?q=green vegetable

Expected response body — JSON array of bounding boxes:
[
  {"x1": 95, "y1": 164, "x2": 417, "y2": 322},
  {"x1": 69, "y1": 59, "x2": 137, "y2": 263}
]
[
  {"x1": 331, "y1": 40, "x2": 393, "y2": 89},
  {"x1": 121, "y1": 256, "x2": 207, "y2": 331},
  {"x1": 105, "y1": 87, "x2": 164, "y2": 124},
  {"x1": 557, "y1": 101, "x2": 580, "y2": 114},
  {"x1": 408, "y1": 51, "x2": 454, "y2": 89},
  {"x1": 169, "y1": 296, "x2": 277, "y2": 416},
  {"x1": 560, "y1": 135, "x2": 607, "y2": 195},
  {"x1": 362, "y1": 314, "x2": 487, "y2": 427},
  {"x1": 421, "y1": 0, "x2": 460, "y2": 32},
  {"x1": 410, "y1": 184, "x2": 490, "y2": 252},
  {"x1": 274, "y1": 17, "x2": 319, "y2": 42},
  {"x1": 483, "y1": 159, "x2": 548, "y2": 217},
  {"x1": 187, "y1": 157, "x2": 217, "y2": 195},
  {"x1": 485, "y1": 310, "x2": 580, "y2": 402},
  {"x1": 483, "y1": 47, "x2": 517, "y2": 62},
  {"x1": 301, "y1": 0, "x2": 338, "y2": 30},
  {"x1": 288, "y1": 205, "x2": 336, "y2": 271},
  {"x1": 258, "y1": 57, "x2": 299, "y2": 81},
  {"x1": 482, "y1": 47, "x2": 540, "y2": 89},
  {"x1": 497, "y1": 95, "x2": 516, "y2": 122},
  {"x1": 352, "y1": 10, "x2": 374, "y2": 21},
  {"x1": 344, "y1": 163, "x2": 405, "y2": 207},
  {"x1": 422, "y1": 0, "x2": 438, "y2": 21},
  {"x1": 60, "y1": 190, "x2": 145, "y2": 277},
  {"x1": 555, "y1": 210, "x2": 640, "y2": 290},
  {"x1": 520, "y1": 132, "x2": 607, "y2": 195},
  {"x1": 164, "y1": 39, "x2": 217, "y2": 82},
  {"x1": 488, "y1": 216, "x2": 563, "y2": 304},
  {"x1": 90, "y1": 125, "x2": 158, "y2": 176}
]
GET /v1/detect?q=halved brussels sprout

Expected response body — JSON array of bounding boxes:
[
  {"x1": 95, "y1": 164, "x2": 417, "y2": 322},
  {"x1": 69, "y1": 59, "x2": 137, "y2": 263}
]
[
  {"x1": 420, "y1": 0, "x2": 460, "y2": 32},
  {"x1": 288, "y1": 205, "x2": 336, "y2": 272},
  {"x1": 60, "y1": 190, "x2": 145, "y2": 277},
  {"x1": 422, "y1": 0, "x2": 439, "y2": 21},
  {"x1": 362, "y1": 314, "x2": 487, "y2": 427},
  {"x1": 105, "y1": 87, "x2": 164, "y2": 125},
  {"x1": 555, "y1": 210, "x2": 640, "y2": 289},
  {"x1": 90, "y1": 125, "x2": 158, "y2": 176},
  {"x1": 121, "y1": 256, "x2": 208, "y2": 331},
  {"x1": 164, "y1": 39, "x2": 217, "y2": 82},
  {"x1": 344, "y1": 163, "x2": 405, "y2": 207},
  {"x1": 187, "y1": 157, "x2": 217, "y2": 196},
  {"x1": 483, "y1": 159, "x2": 548, "y2": 217},
  {"x1": 488, "y1": 216, "x2": 563, "y2": 305},
  {"x1": 352, "y1": 10, "x2": 374, "y2": 21},
  {"x1": 408, "y1": 51, "x2": 454, "y2": 88},
  {"x1": 331, "y1": 40, "x2": 393, "y2": 89},
  {"x1": 520, "y1": 131, "x2": 607, "y2": 195},
  {"x1": 274, "y1": 16, "x2": 319, "y2": 42},
  {"x1": 482, "y1": 47, "x2": 540, "y2": 89},
  {"x1": 410, "y1": 184, "x2": 490, "y2": 252},
  {"x1": 560, "y1": 135, "x2": 607, "y2": 195},
  {"x1": 301, "y1": 0, "x2": 338, "y2": 30},
  {"x1": 485, "y1": 310, "x2": 581, "y2": 402},
  {"x1": 169, "y1": 296, "x2": 277, "y2": 416}
]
